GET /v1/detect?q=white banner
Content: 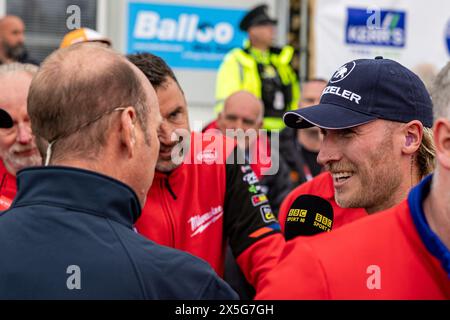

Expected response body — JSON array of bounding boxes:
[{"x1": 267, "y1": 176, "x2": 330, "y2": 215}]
[{"x1": 313, "y1": 0, "x2": 450, "y2": 81}]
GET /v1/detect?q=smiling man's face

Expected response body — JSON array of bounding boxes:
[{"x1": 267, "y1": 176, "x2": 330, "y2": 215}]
[{"x1": 317, "y1": 120, "x2": 402, "y2": 213}]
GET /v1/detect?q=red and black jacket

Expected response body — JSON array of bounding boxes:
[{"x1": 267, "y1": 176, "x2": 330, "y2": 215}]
[{"x1": 136, "y1": 132, "x2": 284, "y2": 289}]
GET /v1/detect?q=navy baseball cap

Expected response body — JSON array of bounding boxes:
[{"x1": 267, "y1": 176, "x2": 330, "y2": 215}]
[
  {"x1": 284, "y1": 57, "x2": 433, "y2": 129},
  {"x1": 0, "y1": 109, "x2": 13, "y2": 129}
]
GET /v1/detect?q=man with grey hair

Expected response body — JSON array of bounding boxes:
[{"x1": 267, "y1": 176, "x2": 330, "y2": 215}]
[
  {"x1": 0, "y1": 63, "x2": 41, "y2": 210},
  {"x1": 0, "y1": 43, "x2": 237, "y2": 299}
]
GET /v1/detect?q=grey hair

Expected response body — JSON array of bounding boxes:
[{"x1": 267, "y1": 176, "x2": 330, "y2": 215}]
[
  {"x1": 431, "y1": 61, "x2": 450, "y2": 120},
  {"x1": 0, "y1": 63, "x2": 39, "y2": 77}
]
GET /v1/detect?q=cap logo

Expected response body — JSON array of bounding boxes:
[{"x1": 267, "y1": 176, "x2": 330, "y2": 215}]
[{"x1": 329, "y1": 61, "x2": 356, "y2": 83}]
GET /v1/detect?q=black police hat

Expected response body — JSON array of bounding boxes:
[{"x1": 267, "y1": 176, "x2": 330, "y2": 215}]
[
  {"x1": 239, "y1": 4, "x2": 277, "y2": 31},
  {"x1": 0, "y1": 109, "x2": 13, "y2": 129}
]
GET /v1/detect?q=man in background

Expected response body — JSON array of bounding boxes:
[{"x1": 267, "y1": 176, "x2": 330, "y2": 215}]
[
  {"x1": 0, "y1": 63, "x2": 41, "y2": 210},
  {"x1": 216, "y1": 90, "x2": 291, "y2": 299},
  {"x1": 215, "y1": 4, "x2": 299, "y2": 131},
  {"x1": 279, "y1": 79, "x2": 326, "y2": 187},
  {"x1": 217, "y1": 90, "x2": 292, "y2": 213}
]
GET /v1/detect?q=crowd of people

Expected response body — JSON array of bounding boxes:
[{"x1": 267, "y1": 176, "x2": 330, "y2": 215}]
[{"x1": 0, "y1": 4, "x2": 449, "y2": 300}]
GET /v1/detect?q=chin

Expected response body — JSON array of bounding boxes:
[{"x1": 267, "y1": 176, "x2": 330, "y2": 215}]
[{"x1": 156, "y1": 160, "x2": 180, "y2": 173}]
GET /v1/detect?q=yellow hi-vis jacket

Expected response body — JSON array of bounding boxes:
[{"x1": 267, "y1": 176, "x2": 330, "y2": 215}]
[{"x1": 215, "y1": 45, "x2": 300, "y2": 131}]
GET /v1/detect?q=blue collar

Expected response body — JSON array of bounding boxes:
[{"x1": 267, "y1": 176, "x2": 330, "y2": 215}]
[
  {"x1": 408, "y1": 174, "x2": 450, "y2": 277},
  {"x1": 12, "y1": 166, "x2": 141, "y2": 228}
]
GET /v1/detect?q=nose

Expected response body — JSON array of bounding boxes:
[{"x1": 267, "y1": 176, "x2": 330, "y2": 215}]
[
  {"x1": 234, "y1": 118, "x2": 246, "y2": 131},
  {"x1": 18, "y1": 34, "x2": 25, "y2": 44},
  {"x1": 158, "y1": 120, "x2": 171, "y2": 141},
  {"x1": 16, "y1": 122, "x2": 33, "y2": 145},
  {"x1": 317, "y1": 133, "x2": 341, "y2": 166}
]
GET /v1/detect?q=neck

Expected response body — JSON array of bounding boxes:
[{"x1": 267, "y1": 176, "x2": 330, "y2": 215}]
[
  {"x1": 53, "y1": 159, "x2": 104, "y2": 176},
  {"x1": 423, "y1": 171, "x2": 450, "y2": 249},
  {"x1": 365, "y1": 164, "x2": 421, "y2": 214},
  {"x1": 297, "y1": 129, "x2": 321, "y2": 152}
]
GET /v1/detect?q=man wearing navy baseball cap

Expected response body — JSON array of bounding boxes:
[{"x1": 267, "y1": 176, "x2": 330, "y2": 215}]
[
  {"x1": 256, "y1": 61, "x2": 450, "y2": 299},
  {"x1": 283, "y1": 57, "x2": 435, "y2": 215}
]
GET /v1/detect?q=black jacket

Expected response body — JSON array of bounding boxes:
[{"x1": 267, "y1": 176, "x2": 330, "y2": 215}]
[
  {"x1": 0, "y1": 166, "x2": 237, "y2": 300},
  {"x1": 279, "y1": 127, "x2": 322, "y2": 186}
]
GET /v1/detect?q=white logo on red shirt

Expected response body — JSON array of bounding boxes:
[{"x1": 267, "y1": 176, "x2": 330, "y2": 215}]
[{"x1": 188, "y1": 206, "x2": 223, "y2": 237}]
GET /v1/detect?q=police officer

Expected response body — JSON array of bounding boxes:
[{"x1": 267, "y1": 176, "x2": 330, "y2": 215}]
[{"x1": 215, "y1": 4, "x2": 299, "y2": 131}]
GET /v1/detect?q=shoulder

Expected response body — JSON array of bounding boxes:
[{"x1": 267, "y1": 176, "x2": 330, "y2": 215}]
[
  {"x1": 270, "y1": 45, "x2": 295, "y2": 61},
  {"x1": 259, "y1": 202, "x2": 412, "y2": 299},
  {"x1": 307, "y1": 202, "x2": 408, "y2": 253},
  {"x1": 123, "y1": 231, "x2": 236, "y2": 299},
  {"x1": 222, "y1": 48, "x2": 246, "y2": 61}
]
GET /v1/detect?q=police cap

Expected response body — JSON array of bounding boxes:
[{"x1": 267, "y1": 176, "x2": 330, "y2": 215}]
[{"x1": 239, "y1": 4, "x2": 277, "y2": 31}]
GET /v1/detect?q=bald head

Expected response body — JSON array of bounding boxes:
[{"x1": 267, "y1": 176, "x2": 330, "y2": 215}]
[
  {"x1": 27, "y1": 43, "x2": 155, "y2": 162},
  {"x1": 0, "y1": 15, "x2": 24, "y2": 27},
  {"x1": 217, "y1": 91, "x2": 263, "y2": 148},
  {"x1": 0, "y1": 15, "x2": 25, "y2": 63},
  {"x1": 219, "y1": 91, "x2": 264, "y2": 131}
]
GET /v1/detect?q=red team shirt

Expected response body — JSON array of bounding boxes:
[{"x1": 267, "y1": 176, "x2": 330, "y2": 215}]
[
  {"x1": 136, "y1": 132, "x2": 284, "y2": 289},
  {"x1": 256, "y1": 175, "x2": 450, "y2": 299}
]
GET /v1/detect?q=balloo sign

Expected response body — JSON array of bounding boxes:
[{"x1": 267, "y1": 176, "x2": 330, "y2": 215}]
[{"x1": 127, "y1": 2, "x2": 247, "y2": 69}]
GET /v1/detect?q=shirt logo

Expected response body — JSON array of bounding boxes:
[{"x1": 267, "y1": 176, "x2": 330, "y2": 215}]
[
  {"x1": 196, "y1": 149, "x2": 217, "y2": 163},
  {"x1": 243, "y1": 172, "x2": 259, "y2": 185},
  {"x1": 188, "y1": 206, "x2": 223, "y2": 237},
  {"x1": 260, "y1": 205, "x2": 276, "y2": 223},
  {"x1": 251, "y1": 194, "x2": 268, "y2": 206},
  {"x1": 329, "y1": 61, "x2": 356, "y2": 83}
]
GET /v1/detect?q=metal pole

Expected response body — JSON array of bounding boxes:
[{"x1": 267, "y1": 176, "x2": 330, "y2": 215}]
[
  {"x1": 299, "y1": 0, "x2": 309, "y2": 84},
  {"x1": 0, "y1": 0, "x2": 6, "y2": 17},
  {"x1": 276, "y1": 0, "x2": 290, "y2": 47}
]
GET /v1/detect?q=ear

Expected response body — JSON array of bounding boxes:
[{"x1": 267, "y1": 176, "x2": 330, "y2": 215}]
[
  {"x1": 401, "y1": 120, "x2": 423, "y2": 155},
  {"x1": 119, "y1": 107, "x2": 137, "y2": 159},
  {"x1": 433, "y1": 118, "x2": 450, "y2": 170},
  {"x1": 217, "y1": 112, "x2": 225, "y2": 131}
]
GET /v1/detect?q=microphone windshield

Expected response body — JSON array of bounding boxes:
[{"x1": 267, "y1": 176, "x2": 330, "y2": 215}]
[{"x1": 284, "y1": 194, "x2": 334, "y2": 240}]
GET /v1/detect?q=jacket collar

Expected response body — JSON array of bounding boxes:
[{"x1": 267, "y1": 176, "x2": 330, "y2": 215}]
[
  {"x1": 408, "y1": 174, "x2": 450, "y2": 276},
  {"x1": 13, "y1": 166, "x2": 141, "y2": 228}
]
